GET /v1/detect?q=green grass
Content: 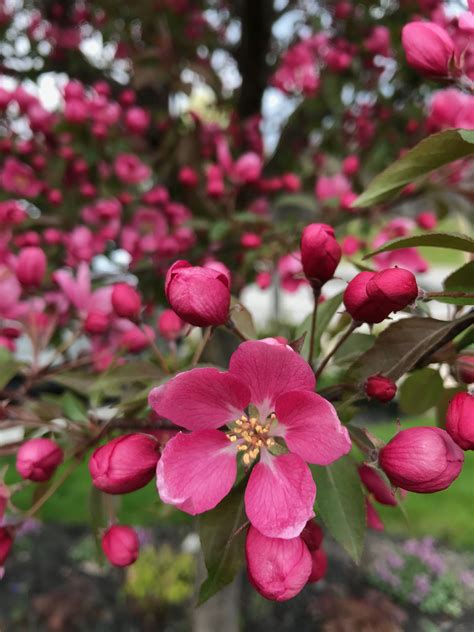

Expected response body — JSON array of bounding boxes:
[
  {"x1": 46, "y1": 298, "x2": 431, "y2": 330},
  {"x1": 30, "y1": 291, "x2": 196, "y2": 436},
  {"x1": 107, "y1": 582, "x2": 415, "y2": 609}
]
[{"x1": 367, "y1": 418, "x2": 474, "y2": 551}]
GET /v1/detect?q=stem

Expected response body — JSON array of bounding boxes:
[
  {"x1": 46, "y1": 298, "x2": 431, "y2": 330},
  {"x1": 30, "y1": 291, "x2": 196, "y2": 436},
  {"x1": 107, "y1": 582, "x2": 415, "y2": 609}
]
[
  {"x1": 192, "y1": 327, "x2": 212, "y2": 367},
  {"x1": 307, "y1": 289, "x2": 321, "y2": 368},
  {"x1": 314, "y1": 320, "x2": 359, "y2": 380},
  {"x1": 141, "y1": 326, "x2": 170, "y2": 374},
  {"x1": 24, "y1": 458, "x2": 81, "y2": 518},
  {"x1": 423, "y1": 291, "x2": 474, "y2": 300}
]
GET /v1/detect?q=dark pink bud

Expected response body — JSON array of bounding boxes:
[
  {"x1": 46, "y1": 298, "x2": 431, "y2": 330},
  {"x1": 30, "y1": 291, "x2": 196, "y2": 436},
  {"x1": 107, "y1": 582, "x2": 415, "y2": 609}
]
[
  {"x1": 233, "y1": 152, "x2": 262, "y2": 184},
  {"x1": 240, "y1": 232, "x2": 262, "y2": 249},
  {"x1": 0, "y1": 526, "x2": 13, "y2": 566},
  {"x1": 178, "y1": 166, "x2": 199, "y2": 187},
  {"x1": 245, "y1": 526, "x2": 312, "y2": 601},
  {"x1": 307, "y1": 547, "x2": 328, "y2": 583},
  {"x1": 157, "y1": 309, "x2": 185, "y2": 341},
  {"x1": 16, "y1": 438, "x2": 63, "y2": 482},
  {"x1": 84, "y1": 310, "x2": 110, "y2": 335},
  {"x1": 301, "y1": 223, "x2": 341, "y2": 289},
  {"x1": 366, "y1": 267, "x2": 418, "y2": 312},
  {"x1": 101, "y1": 525, "x2": 139, "y2": 567},
  {"x1": 89, "y1": 433, "x2": 160, "y2": 494},
  {"x1": 358, "y1": 464, "x2": 397, "y2": 505},
  {"x1": 365, "y1": 499, "x2": 384, "y2": 531},
  {"x1": 342, "y1": 155, "x2": 360, "y2": 176},
  {"x1": 379, "y1": 427, "x2": 464, "y2": 493},
  {"x1": 301, "y1": 520, "x2": 323, "y2": 551},
  {"x1": 416, "y1": 212, "x2": 437, "y2": 230},
  {"x1": 120, "y1": 324, "x2": 153, "y2": 353},
  {"x1": 364, "y1": 375, "x2": 397, "y2": 403},
  {"x1": 446, "y1": 392, "x2": 474, "y2": 451},
  {"x1": 16, "y1": 247, "x2": 47, "y2": 288},
  {"x1": 402, "y1": 22, "x2": 455, "y2": 76},
  {"x1": 343, "y1": 271, "x2": 393, "y2": 324},
  {"x1": 111, "y1": 283, "x2": 141, "y2": 319},
  {"x1": 165, "y1": 260, "x2": 231, "y2": 327}
]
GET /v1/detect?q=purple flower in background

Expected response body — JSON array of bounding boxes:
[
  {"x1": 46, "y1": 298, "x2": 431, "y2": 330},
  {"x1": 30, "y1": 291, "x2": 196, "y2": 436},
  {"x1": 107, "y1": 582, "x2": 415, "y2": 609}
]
[{"x1": 412, "y1": 574, "x2": 430, "y2": 604}]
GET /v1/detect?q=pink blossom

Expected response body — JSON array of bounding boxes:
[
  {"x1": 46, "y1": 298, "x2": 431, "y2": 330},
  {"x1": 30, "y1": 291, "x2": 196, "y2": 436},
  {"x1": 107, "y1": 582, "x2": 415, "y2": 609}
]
[
  {"x1": 149, "y1": 341, "x2": 351, "y2": 539},
  {"x1": 315, "y1": 173, "x2": 351, "y2": 203},
  {"x1": 114, "y1": 153, "x2": 151, "y2": 184},
  {"x1": 0, "y1": 157, "x2": 42, "y2": 197}
]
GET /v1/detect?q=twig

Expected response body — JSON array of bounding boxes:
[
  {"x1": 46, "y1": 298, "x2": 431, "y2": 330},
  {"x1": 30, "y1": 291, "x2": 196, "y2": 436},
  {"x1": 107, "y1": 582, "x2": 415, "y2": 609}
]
[
  {"x1": 307, "y1": 289, "x2": 321, "y2": 368},
  {"x1": 314, "y1": 320, "x2": 360, "y2": 379},
  {"x1": 192, "y1": 327, "x2": 213, "y2": 366}
]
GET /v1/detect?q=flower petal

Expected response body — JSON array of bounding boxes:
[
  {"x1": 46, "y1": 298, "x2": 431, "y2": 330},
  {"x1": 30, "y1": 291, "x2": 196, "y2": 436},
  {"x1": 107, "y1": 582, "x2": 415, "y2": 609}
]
[
  {"x1": 245, "y1": 526, "x2": 312, "y2": 601},
  {"x1": 274, "y1": 390, "x2": 351, "y2": 465},
  {"x1": 149, "y1": 368, "x2": 250, "y2": 431},
  {"x1": 245, "y1": 452, "x2": 316, "y2": 539},
  {"x1": 156, "y1": 430, "x2": 236, "y2": 514},
  {"x1": 229, "y1": 341, "x2": 315, "y2": 417}
]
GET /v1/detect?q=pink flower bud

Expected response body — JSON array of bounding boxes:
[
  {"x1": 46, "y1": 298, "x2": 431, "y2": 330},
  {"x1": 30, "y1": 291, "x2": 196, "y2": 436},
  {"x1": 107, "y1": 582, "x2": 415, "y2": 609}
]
[
  {"x1": 307, "y1": 547, "x2": 328, "y2": 583},
  {"x1": 16, "y1": 438, "x2": 63, "y2": 482},
  {"x1": 358, "y1": 464, "x2": 397, "y2": 506},
  {"x1": 379, "y1": 427, "x2": 464, "y2": 493},
  {"x1": 120, "y1": 324, "x2": 154, "y2": 353},
  {"x1": 111, "y1": 283, "x2": 141, "y2": 319},
  {"x1": 342, "y1": 155, "x2": 360, "y2": 176},
  {"x1": 365, "y1": 499, "x2": 384, "y2": 531},
  {"x1": 0, "y1": 527, "x2": 13, "y2": 566},
  {"x1": 124, "y1": 106, "x2": 150, "y2": 134},
  {"x1": 343, "y1": 271, "x2": 392, "y2": 323},
  {"x1": 233, "y1": 152, "x2": 263, "y2": 184},
  {"x1": 366, "y1": 267, "x2": 418, "y2": 312},
  {"x1": 84, "y1": 310, "x2": 110, "y2": 335},
  {"x1": 416, "y1": 212, "x2": 437, "y2": 230},
  {"x1": 245, "y1": 526, "x2": 312, "y2": 601},
  {"x1": 301, "y1": 520, "x2": 323, "y2": 551},
  {"x1": 89, "y1": 433, "x2": 160, "y2": 494},
  {"x1": 446, "y1": 392, "x2": 474, "y2": 451},
  {"x1": 401, "y1": 22, "x2": 455, "y2": 76},
  {"x1": 301, "y1": 223, "x2": 341, "y2": 289},
  {"x1": 101, "y1": 525, "x2": 139, "y2": 567},
  {"x1": 157, "y1": 309, "x2": 185, "y2": 341},
  {"x1": 178, "y1": 166, "x2": 199, "y2": 187},
  {"x1": 165, "y1": 260, "x2": 231, "y2": 327},
  {"x1": 364, "y1": 375, "x2": 397, "y2": 403},
  {"x1": 16, "y1": 247, "x2": 47, "y2": 288}
]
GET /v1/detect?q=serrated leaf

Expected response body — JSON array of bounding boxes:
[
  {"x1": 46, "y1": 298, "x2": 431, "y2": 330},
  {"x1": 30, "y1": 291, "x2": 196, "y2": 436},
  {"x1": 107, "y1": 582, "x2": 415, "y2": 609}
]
[
  {"x1": 439, "y1": 262, "x2": 474, "y2": 305},
  {"x1": 198, "y1": 481, "x2": 247, "y2": 605},
  {"x1": 399, "y1": 368, "x2": 443, "y2": 415},
  {"x1": 363, "y1": 232, "x2": 474, "y2": 259},
  {"x1": 297, "y1": 291, "x2": 344, "y2": 358},
  {"x1": 354, "y1": 130, "x2": 474, "y2": 207},
  {"x1": 346, "y1": 312, "x2": 474, "y2": 384},
  {"x1": 312, "y1": 455, "x2": 366, "y2": 562}
]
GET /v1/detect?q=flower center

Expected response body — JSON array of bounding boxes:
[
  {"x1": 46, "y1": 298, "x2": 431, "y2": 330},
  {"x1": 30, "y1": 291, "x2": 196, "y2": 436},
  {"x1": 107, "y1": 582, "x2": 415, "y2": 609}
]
[{"x1": 228, "y1": 414, "x2": 276, "y2": 465}]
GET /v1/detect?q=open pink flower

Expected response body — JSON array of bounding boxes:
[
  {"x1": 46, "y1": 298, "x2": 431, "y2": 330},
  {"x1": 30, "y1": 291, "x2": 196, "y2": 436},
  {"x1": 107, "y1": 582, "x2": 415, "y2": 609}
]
[{"x1": 149, "y1": 340, "x2": 351, "y2": 539}]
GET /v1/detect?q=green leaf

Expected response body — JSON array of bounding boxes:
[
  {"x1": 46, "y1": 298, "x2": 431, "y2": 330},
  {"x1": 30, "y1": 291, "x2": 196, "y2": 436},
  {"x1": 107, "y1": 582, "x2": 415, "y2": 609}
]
[
  {"x1": 399, "y1": 368, "x2": 443, "y2": 415},
  {"x1": 0, "y1": 347, "x2": 19, "y2": 390},
  {"x1": 230, "y1": 298, "x2": 257, "y2": 339},
  {"x1": 198, "y1": 481, "x2": 247, "y2": 605},
  {"x1": 312, "y1": 455, "x2": 366, "y2": 562},
  {"x1": 346, "y1": 312, "x2": 474, "y2": 384},
  {"x1": 61, "y1": 391, "x2": 89, "y2": 422},
  {"x1": 353, "y1": 130, "x2": 474, "y2": 207},
  {"x1": 297, "y1": 291, "x2": 344, "y2": 358},
  {"x1": 440, "y1": 262, "x2": 474, "y2": 305},
  {"x1": 363, "y1": 232, "x2": 474, "y2": 259}
]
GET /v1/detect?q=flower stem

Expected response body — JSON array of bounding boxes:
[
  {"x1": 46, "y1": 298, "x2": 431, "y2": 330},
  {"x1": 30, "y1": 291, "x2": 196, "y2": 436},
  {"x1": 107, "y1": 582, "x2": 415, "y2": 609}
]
[
  {"x1": 192, "y1": 327, "x2": 213, "y2": 366},
  {"x1": 423, "y1": 291, "x2": 474, "y2": 300},
  {"x1": 314, "y1": 320, "x2": 359, "y2": 380},
  {"x1": 307, "y1": 288, "x2": 321, "y2": 368}
]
